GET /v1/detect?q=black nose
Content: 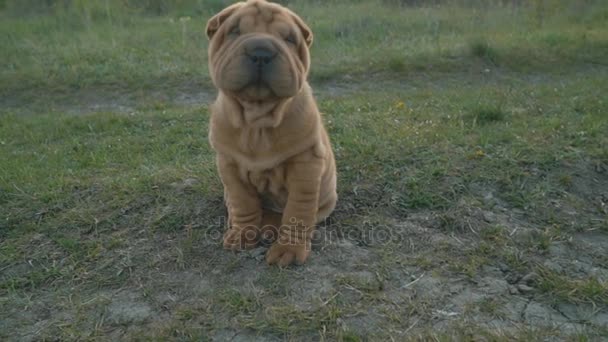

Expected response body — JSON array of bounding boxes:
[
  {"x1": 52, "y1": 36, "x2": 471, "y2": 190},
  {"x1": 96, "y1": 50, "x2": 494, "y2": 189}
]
[{"x1": 247, "y1": 47, "x2": 275, "y2": 65}]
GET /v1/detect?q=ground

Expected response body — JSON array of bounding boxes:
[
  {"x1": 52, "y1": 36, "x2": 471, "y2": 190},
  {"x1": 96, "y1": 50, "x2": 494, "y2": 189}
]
[{"x1": 1, "y1": 0, "x2": 607, "y2": 341}]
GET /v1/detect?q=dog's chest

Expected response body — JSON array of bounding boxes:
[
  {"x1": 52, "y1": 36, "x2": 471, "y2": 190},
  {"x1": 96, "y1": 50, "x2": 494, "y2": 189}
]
[{"x1": 242, "y1": 164, "x2": 288, "y2": 212}]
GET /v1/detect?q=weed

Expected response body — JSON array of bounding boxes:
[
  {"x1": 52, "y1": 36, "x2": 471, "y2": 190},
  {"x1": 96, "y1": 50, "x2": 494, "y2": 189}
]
[
  {"x1": 465, "y1": 103, "x2": 507, "y2": 125},
  {"x1": 536, "y1": 267, "x2": 608, "y2": 305},
  {"x1": 470, "y1": 39, "x2": 499, "y2": 64},
  {"x1": 218, "y1": 289, "x2": 259, "y2": 315}
]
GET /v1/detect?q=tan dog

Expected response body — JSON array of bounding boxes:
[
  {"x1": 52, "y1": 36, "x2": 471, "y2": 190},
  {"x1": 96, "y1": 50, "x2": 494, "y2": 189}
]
[{"x1": 205, "y1": 0, "x2": 337, "y2": 266}]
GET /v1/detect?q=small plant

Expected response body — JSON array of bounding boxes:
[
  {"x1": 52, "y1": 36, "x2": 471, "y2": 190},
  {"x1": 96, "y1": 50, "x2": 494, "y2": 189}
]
[
  {"x1": 388, "y1": 56, "x2": 406, "y2": 72},
  {"x1": 558, "y1": 174, "x2": 573, "y2": 187},
  {"x1": 536, "y1": 267, "x2": 608, "y2": 305},
  {"x1": 465, "y1": 103, "x2": 507, "y2": 125},
  {"x1": 470, "y1": 39, "x2": 499, "y2": 65},
  {"x1": 218, "y1": 289, "x2": 258, "y2": 314},
  {"x1": 477, "y1": 297, "x2": 504, "y2": 318}
]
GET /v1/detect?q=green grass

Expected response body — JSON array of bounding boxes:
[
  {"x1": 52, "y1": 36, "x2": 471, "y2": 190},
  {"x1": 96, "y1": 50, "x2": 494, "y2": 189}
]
[
  {"x1": 470, "y1": 39, "x2": 499, "y2": 65},
  {"x1": 2, "y1": 0, "x2": 608, "y2": 109},
  {"x1": 240, "y1": 303, "x2": 343, "y2": 336},
  {"x1": 2, "y1": 0, "x2": 608, "y2": 340},
  {"x1": 536, "y1": 267, "x2": 608, "y2": 306}
]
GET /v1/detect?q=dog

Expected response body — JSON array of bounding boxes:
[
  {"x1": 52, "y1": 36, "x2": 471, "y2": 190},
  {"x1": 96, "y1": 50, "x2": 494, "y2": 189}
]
[{"x1": 205, "y1": 0, "x2": 337, "y2": 266}]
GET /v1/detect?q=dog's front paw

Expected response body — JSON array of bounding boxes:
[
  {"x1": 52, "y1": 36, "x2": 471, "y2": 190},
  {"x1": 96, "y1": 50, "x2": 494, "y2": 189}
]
[
  {"x1": 266, "y1": 241, "x2": 311, "y2": 267},
  {"x1": 223, "y1": 226, "x2": 260, "y2": 250}
]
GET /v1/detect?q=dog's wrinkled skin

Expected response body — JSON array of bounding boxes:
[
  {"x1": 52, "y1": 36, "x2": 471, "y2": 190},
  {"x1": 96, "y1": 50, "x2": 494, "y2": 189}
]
[{"x1": 206, "y1": 0, "x2": 337, "y2": 266}]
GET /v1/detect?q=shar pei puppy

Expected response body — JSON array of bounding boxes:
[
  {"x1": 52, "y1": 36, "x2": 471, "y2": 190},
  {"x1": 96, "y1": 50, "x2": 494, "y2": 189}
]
[{"x1": 205, "y1": 0, "x2": 337, "y2": 266}]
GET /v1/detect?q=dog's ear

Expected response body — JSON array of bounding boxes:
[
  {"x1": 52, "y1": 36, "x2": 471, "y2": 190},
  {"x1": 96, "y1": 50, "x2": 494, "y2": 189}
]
[
  {"x1": 206, "y1": 3, "x2": 244, "y2": 40},
  {"x1": 290, "y1": 13, "x2": 313, "y2": 47}
]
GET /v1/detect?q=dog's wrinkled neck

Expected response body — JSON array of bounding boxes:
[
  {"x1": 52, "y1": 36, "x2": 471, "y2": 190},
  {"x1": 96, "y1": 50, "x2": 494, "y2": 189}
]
[
  {"x1": 219, "y1": 91, "x2": 298, "y2": 129},
  {"x1": 239, "y1": 98, "x2": 292, "y2": 128}
]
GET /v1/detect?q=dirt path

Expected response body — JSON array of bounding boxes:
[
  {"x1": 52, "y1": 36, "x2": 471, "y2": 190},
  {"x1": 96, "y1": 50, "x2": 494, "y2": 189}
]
[{"x1": 4, "y1": 65, "x2": 605, "y2": 116}]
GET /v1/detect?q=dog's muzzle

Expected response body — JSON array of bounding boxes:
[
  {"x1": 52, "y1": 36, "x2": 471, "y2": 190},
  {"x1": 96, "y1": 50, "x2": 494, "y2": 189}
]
[{"x1": 242, "y1": 37, "x2": 278, "y2": 86}]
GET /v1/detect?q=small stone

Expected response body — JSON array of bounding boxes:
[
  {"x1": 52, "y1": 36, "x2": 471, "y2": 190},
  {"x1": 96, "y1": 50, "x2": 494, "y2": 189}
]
[
  {"x1": 506, "y1": 273, "x2": 521, "y2": 284},
  {"x1": 482, "y1": 211, "x2": 497, "y2": 223},
  {"x1": 249, "y1": 246, "x2": 267, "y2": 257},
  {"x1": 498, "y1": 263, "x2": 510, "y2": 272},
  {"x1": 556, "y1": 303, "x2": 584, "y2": 320},
  {"x1": 523, "y1": 302, "x2": 568, "y2": 325},
  {"x1": 481, "y1": 276, "x2": 509, "y2": 294},
  {"x1": 543, "y1": 260, "x2": 564, "y2": 273},
  {"x1": 509, "y1": 286, "x2": 519, "y2": 295},
  {"x1": 170, "y1": 178, "x2": 200, "y2": 193},
  {"x1": 517, "y1": 284, "x2": 534, "y2": 293},
  {"x1": 591, "y1": 311, "x2": 608, "y2": 326},
  {"x1": 520, "y1": 272, "x2": 539, "y2": 285},
  {"x1": 248, "y1": 246, "x2": 268, "y2": 261},
  {"x1": 182, "y1": 178, "x2": 199, "y2": 187},
  {"x1": 336, "y1": 239, "x2": 355, "y2": 249}
]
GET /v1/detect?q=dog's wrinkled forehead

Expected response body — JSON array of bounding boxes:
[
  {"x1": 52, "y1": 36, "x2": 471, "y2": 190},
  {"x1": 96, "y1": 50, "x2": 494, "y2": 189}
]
[
  {"x1": 233, "y1": 4, "x2": 290, "y2": 34},
  {"x1": 206, "y1": 0, "x2": 313, "y2": 47}
]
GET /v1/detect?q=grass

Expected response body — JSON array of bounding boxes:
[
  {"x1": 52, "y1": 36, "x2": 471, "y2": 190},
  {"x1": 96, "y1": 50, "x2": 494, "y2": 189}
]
[
  {"x1": 2, "y1": 0, "x2": 608, "y2": 340},
  {"x1": 464, "y1": 103, "x2": 507, "y2": 125},
  {"x1": 536, "y1": 267, "x2": 608, "y2": 306},
  {"x1": 2, "y1": 0, "x2": 608, "y2": 110},
  {"x1": 470, "y1": 39, "x2": 499, "y2": 65},
  {"x1": 240, "y1": 303, "x2": 344, "y2": 337}
]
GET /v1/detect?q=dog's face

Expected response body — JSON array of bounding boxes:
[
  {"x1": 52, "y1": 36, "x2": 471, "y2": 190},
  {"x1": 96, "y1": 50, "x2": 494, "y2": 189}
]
[{"x1": 206, "y1": 0, "x2": 313, "y2": 102}]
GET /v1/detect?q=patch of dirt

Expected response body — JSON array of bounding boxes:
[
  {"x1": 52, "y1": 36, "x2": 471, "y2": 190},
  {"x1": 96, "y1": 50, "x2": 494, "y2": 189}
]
[
  {"x1": 2, "y1": 194, "x2": 607, "y2": 340},
  {"x1": 1, "y1": 82, "x2": 216, "y2": 116},
  {"x1": 107, "y1": 291, "x2": 154, "y2": 324},
  {"x1": 4, "y1": 65, "x2": 606, "y2": 116}
]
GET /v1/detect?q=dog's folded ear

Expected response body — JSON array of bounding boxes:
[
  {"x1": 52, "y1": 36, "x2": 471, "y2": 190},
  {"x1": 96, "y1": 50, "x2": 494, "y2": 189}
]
[
  {"x1": 206, "y1": 2, "x2": 244, "y2": 40},
  {"x1": 290, "y1": 13, "x2": 313, "y2": 47}
]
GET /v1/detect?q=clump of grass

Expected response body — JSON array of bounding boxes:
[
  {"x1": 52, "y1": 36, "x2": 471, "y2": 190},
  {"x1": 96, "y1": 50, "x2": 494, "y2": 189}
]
[
  {"x1": 558, "y1": 174, "x2": 573, "y2": 187},
  {"x1": 479, "y1": 225, "x2": 508, "y2": 245},
  {"x1": 217, "y1": 289, "x2": 259, "y2": 315},
  {"x1": 477, "y1": 297, "x2": 505, "y2": 318},
  {"x1": 536, "y1": 267, "x2": 608, "y2": 305},
  {"x1": 336, "y1": 274, "x2": 384, "y2": 294},
  {"x1": 388, "y1": 56, "x2": 406, "y2": 72},
  {"x1": 340, "y1": 332, "x2": 363, "y2": 342},
  {"x1": 0, "y1": 267, "x2": 62, "y2": 291},
  {"x1": 449, "y1": 253, "x2": 489, "y2": 278},
  {"x1": 470, "y1": 39, "x2": 499, "y2": 64},
  {"x1": 240, "y1": 304, "x2": 343, "y2": 337},
  {"x1": 502, "y1": 249, "x2": 528, "y2": 272},
  {"x1": 465, "y1": 103, "x2": 507, "y2": 125}
]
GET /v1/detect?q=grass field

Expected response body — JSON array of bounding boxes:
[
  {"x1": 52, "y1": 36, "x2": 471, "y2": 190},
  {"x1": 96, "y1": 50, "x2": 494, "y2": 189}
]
[{"x1": 1, "y1": 0, "x2": 608, "y2": 340}]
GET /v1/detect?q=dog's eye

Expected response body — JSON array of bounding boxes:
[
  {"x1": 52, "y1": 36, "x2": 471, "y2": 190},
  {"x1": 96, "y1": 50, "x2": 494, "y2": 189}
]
[
  {"x1": 285, "y1": 34, "x2": 297, "y2": 45},
  {"x1": 228, "y1": 26, "x2": 240, "y2": 36}
]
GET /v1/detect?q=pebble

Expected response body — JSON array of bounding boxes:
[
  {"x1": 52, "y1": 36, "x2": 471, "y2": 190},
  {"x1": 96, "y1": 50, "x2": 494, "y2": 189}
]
[
  {"x1": 248, "y1": 246, "x2": 268, "y2": 261},
  {"x1": 506, "y1": 273, "x2": 521, "y2": 284},
  {"x1": 520, "y1": 272, "x2": 539, "y2": 285},
  {"x1": 498, "y1": 263, "x2": 510, "y2": 272},
  {"x1": 517, "y1": 284, "x2": 535, "y2": 293},
  {"x1": 482, "y1": 211, "x2": 497, "y2": 223}
]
